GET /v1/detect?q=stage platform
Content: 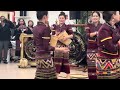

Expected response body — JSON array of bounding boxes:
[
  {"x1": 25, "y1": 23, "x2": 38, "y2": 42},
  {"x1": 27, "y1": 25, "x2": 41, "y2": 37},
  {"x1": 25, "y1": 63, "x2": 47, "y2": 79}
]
[{"x1": 0, "y1": 63, "x2": 88, "y2": 79}]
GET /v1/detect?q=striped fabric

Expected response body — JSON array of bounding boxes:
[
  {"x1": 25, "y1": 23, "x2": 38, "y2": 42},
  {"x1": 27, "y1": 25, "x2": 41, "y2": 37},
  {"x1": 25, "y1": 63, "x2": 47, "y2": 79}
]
[
  {"x1": 35, "y1": 58, "x2": 57, "y2": 79},
  {"x1": 96, "y1": 57, "x2": 120, "y2": 79},
  {"x1": 87, "y1": 49, "x2": 97, "y2": 79}
]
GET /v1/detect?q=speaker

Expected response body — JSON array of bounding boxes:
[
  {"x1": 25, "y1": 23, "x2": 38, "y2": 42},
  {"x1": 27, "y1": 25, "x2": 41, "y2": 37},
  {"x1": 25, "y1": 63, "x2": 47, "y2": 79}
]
[{"x1": 70, "y1": 11, "x2": 81, "y2": 20}]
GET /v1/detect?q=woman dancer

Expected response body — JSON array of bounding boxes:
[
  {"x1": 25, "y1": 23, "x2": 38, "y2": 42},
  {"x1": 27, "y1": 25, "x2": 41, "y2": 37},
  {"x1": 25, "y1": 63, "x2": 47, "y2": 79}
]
[
  {"x1": 52, "y1": 12, "x2": 73, "y2": 79},
  {"x1": 85, "y1": 11, "x2": 102, "y2": 79},
  {"x1": 97, "y1": 11, "x2": 120, "y2": 79}
]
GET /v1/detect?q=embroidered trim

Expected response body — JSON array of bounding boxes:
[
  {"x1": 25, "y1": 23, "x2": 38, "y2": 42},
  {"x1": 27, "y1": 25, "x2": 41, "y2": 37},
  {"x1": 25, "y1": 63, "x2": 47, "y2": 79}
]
[
  {"x1": 42, "y1": 37, "x2": 50, "y2": 39},
  {"x1": 88, "y1": 39, "x2": 96, "y2": 42},
  {"x1": 101, "y1": 37, "x2": 112, "y2": 42},
  {"x1": 51, "y1": 30, "x2": 56, "y2": 31},
  {"x1": 101, "y1": 50, "x2": 118, "y2": 55}
]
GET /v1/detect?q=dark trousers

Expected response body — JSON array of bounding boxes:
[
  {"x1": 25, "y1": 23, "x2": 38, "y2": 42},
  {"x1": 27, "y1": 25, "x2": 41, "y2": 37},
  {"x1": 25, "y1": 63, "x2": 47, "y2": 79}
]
[{"x1": 0, "y1": 41, "x2": 9, "y2": 61}]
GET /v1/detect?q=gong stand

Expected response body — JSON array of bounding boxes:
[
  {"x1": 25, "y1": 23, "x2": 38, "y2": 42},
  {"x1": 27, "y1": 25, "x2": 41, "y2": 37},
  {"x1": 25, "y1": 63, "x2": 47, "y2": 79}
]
[{"x1": 18, "y1": 33, "x2": 36, "y2": 67}]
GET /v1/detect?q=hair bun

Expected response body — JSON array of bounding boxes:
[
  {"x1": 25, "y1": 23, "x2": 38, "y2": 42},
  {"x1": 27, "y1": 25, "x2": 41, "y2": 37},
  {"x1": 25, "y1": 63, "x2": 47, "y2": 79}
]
[{"x1": 60, "y1": 11, "x2": 65, "y2": 15}]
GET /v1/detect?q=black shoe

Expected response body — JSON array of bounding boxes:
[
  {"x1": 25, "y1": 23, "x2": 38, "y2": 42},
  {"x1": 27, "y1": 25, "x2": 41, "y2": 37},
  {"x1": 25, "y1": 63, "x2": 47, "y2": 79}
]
[{"x1": 3, "y1": 61, "x2": 8, "y2": 64}]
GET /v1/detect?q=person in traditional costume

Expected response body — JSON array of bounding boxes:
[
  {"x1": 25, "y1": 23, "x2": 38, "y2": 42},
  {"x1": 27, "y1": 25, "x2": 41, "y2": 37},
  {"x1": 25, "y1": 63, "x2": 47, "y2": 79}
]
[
  {"x1": 97, "y1": 11, "x2": 120, "y2": 79},
  {"x1": 52, "y1": 12, "x2": 74, "y2": 79},
  {"x1": 33, "y1": 11, "x2": 66, "y2": 79},
  {"x1": 85, "y1": 11, "x2": 102, "y2": 79}
]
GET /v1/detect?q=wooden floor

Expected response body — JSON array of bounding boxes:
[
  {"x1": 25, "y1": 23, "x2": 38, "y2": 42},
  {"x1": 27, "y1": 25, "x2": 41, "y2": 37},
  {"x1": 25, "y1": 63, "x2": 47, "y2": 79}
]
[{"x1": 0, "y1": 62, "x2": 88, "y2": 79}]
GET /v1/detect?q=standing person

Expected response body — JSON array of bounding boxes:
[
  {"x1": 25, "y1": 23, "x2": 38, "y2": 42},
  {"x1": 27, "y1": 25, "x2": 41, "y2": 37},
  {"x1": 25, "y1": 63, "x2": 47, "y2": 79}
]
[
  {"x1": 14, "y1": 18, "x2": 28, "y2": 61},
  {"x1": 52, "y1": 12, "x2": 74, "y2": 79},
  {"x1": 25, "y1": 20, "x2": 34, "y2": 34},
  {"x1": 0, "y1": 16, "x2": 14, "y2": 29},
  {"x1": 97, "y1": 11, "x2": 120, "y2": 79},
  {"x1": 0, "y1": 16, "x2": 15, "y2": 63},
  {"x1": 0, "y1": 19, "x2": 11, "y2": 64},
  {"x1": 33, "y1": 11, "x2": 64, "y2": 79},
  {"x1": 85, "y1": 11, "x2": 102, "y2": 79},
  {"x1": 10, "y1": 22, "x2": 17, "y2": 62}
]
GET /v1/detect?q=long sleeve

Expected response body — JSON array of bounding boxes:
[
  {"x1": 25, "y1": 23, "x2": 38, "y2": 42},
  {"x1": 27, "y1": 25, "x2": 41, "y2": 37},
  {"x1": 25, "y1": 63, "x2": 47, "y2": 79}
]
[
  {"x1": 85, "y1": 26, "x2": 90, "y2": 38},
  {"x1": 13, "y1": 29, "x2": 17, "y2": 36},
  {"x1": 66, "y1": 25, "x2": 73, "y2": 35},
  {"x1": 99, "y1": 29, "x2": 118, "y2": 53},
  {"x1": 112, "y1": 30, "x2": 120, "y2": 44},
  {"x1": 115, "y1": 21, "x2": 120, "y2": 27},
  {"x1": 115, "y1": 21, "x2": 120, "y2": 35},
  {"x1": 8, "y1": 20, "x2": 15, "y2": 29},
  {"x1": 42, "y1": 28, "x2": 55, "y2": 51}
]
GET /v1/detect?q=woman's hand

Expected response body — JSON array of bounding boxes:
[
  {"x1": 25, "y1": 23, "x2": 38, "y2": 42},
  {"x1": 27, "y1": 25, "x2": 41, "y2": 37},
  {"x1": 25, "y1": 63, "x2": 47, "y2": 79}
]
[
  {"x1": 51, "y1": 25, "x2": 54, "y2": 30},
  {"x1": 90, "y1": 31, "x2": 98, "y2": 37},
  {"x1": 55, "y1": 31, "x2": 60, "y2": 36},
  {"x1": 62, "y1": 36, "x2": 68, "y2": 41}
]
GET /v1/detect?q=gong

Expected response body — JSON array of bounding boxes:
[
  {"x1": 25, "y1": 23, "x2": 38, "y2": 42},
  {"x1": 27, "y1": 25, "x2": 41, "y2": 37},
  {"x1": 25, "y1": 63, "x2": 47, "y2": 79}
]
[
  {"x1": 69, "y1": 32, "x2": 87, "y2": 65},
  {"x1": 24, "y1": 40, "x2": 36, "y2": 60},
  {"x1": 24, "y1": 32, "x2": 87, "y2": 64}
]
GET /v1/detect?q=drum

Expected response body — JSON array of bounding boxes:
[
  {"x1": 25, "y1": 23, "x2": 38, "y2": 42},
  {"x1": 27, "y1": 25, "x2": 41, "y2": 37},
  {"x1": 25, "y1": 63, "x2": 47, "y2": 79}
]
[
  {"x1": 50, "y1": 35, "x2": 58, "y2": 47},
  {"x1": 58, "y1": 31, "x2": 72, "y2": 46}
]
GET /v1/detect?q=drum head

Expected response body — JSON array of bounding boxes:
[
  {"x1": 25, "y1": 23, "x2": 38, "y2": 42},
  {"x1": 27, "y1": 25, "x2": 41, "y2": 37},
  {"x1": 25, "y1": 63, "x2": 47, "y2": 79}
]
[{"x1": 24, "y1": 40, "x2": 36, "y2": 60}]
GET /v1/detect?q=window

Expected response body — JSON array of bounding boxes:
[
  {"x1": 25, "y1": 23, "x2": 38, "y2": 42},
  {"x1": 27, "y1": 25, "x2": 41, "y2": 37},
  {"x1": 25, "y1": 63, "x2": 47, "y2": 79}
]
[{"x1": 20, "y1": 11, "x2": 27, "y2": 16}]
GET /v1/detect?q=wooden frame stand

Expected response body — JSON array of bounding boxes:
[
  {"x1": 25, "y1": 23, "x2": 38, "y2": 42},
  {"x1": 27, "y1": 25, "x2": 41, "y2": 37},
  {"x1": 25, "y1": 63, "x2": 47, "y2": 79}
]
[{"x1": 18, "y1": 33, "x2": 36, "y2": 68}]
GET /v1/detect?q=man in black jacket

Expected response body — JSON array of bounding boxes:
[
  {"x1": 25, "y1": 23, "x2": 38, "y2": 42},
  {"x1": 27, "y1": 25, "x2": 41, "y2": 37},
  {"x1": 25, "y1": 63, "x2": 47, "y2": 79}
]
[
  {"x1": 0, "y1": 16, "x2": 14, "y2": 29},
  {"x1": 0, "y1": 18, "x2": 11, "y2": 64}
]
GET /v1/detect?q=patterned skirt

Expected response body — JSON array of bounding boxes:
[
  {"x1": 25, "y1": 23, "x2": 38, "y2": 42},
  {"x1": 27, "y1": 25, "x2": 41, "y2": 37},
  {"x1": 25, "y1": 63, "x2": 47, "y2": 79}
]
[
  {"x1": 35, "y1": 57, "x2": 57, "y2": 79},
  {"x1": 96, "y1": 57, "x2": 120, "y2": 79},
  {"x1": 87, "y1": 49, "x2": 97, "y2": 79},
  {"x1": 54, "y1": 42, "x2": 70, "y2": 74}
]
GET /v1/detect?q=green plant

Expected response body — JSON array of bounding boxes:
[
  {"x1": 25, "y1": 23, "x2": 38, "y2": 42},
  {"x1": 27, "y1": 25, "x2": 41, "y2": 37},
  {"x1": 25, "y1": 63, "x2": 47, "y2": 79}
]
[{"x1": 77, "y1": 11, "x2": 92, "y2": 34}]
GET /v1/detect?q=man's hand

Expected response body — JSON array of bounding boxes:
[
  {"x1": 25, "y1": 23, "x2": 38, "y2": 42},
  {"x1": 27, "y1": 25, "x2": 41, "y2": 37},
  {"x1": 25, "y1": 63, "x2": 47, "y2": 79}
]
[
  {"x1": 118, "y1": 40, "x2": 120, "y2": 45},
  {"x1": 63, "y1": 47, "x2": 70, "y2": 53}
]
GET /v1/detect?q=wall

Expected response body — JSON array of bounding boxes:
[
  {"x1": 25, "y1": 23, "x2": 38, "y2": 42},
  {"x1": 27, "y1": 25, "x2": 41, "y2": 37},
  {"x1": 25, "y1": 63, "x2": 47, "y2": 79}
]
[
  {"x1": 48, "y1": 11, "x2": 69, "y2": 26},
  {"x1": 15, "y1": 11, "x2": 69, "y2": 26},
  {"x1": 0, "y1": 11, "x2": 9, "y2": 19}
]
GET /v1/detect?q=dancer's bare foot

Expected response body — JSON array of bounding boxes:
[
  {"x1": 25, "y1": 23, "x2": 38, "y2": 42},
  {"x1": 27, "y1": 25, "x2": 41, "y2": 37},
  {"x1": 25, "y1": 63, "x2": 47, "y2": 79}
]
[{"x1": 66, "y1": 74, "x2": 70, "y2": 79}]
